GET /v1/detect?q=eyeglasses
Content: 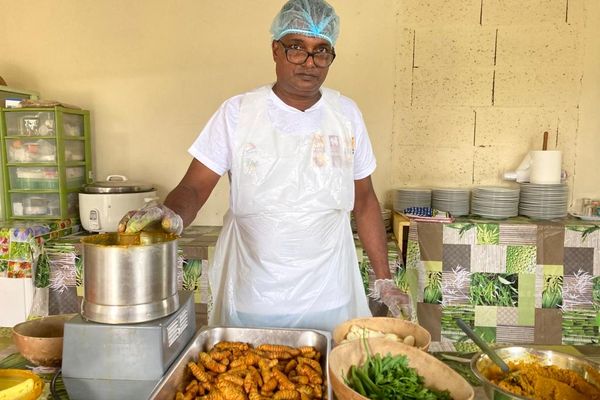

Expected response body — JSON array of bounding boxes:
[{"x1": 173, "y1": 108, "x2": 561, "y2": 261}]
[{"x1": 277, "y1": 40, "x2": 336, "y2": 68}]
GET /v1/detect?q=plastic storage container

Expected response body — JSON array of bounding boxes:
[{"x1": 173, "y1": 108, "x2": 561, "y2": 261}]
[
  {"x1": 0, "y1": 106, "x2": 92, "y2": 219},
  {"x1": 8, "y1": 166, "x2": 85, "y2": 190}
]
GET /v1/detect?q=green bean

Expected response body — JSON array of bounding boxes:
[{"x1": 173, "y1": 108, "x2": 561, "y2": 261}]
[
  {"x1": 345, "y1": 351, "x2": 452, "y2": 400},
  {"x1": 350, "y1": 365, "x2": 367, "y2": 396}
]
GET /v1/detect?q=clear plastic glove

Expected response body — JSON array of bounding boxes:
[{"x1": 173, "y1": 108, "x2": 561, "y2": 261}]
[
  {"x1": 369, "y1": 279, "x2": 412, "y2": 319},
  {"x1": 118, "y1": 202, "x2": 183, "y2": 235}
]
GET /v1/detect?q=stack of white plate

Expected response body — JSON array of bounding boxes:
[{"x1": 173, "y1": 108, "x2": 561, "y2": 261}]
[
  {"x1": 432, "y1": 188, "x2": 471, "y2": 216},
  {"x1": 393, "y1": 188, "x2": 431, "y2": 212},
  {"x1": 471, "y1": 186, "x2": 520, "y2": 219},
  {"x1": 519, "y1": 183, "x2": 568, "y2": 219}
]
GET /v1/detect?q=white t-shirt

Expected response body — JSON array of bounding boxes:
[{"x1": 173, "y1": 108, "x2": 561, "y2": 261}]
[{"x1": 188, "y1": 85, "x2": 376, "y2": 179}]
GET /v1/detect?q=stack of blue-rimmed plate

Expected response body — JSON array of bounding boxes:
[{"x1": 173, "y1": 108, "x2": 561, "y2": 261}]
[
  {"x1": 432, "y1": 188, "x2": 471, "y2": 216},
  {"x1": 393, "y1": 188, "x2": 431, "y2": 213},
  {"x1": 471, "y1": 186, "x2": 520, "y2": 219},
  {"x1": 519, "y1": 183, "x2": 568, "y2": 219}
]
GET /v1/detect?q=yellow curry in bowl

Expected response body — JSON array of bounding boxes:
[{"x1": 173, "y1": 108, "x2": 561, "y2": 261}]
[
  {"x1": 484, "y1": 360, "x2": 600, "y2": 400},
  {"x1": 471, "y1": 346, "x2": 600, "y2": 400}
]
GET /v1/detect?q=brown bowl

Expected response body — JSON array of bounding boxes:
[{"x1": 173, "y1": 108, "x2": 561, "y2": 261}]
[
  {"x1": 329, "y1": 337, "x2": 475, "y2": 400},
  {"x1": 12, "y1": 314, "x2": 76, "y2": 367},
  {"x1": 332, "y1": 317, "x2": 432, "y2": 351}
]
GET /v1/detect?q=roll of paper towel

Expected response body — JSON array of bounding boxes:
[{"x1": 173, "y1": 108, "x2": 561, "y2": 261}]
[{"x1": 530, "y1": 150, "x2": 562, "y2": 184}]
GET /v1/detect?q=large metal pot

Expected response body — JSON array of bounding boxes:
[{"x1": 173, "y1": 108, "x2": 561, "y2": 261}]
[{"x1": 81, "y1": 232, "x2": 179, "y2": 324}]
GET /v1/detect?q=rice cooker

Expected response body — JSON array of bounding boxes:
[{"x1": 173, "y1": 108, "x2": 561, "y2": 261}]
[{"x1": 79, "y1": 175, "x2": 158, "y2": 232}]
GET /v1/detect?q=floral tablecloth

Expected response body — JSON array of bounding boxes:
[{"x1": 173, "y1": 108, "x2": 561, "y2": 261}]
[{"x1": 0, "y1": 219, "x2": 78, "y2": 278}]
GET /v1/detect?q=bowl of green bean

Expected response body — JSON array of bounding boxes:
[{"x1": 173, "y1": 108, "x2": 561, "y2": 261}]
[{"x1": 329, "y1": 337, "x2": 474, "y2": 400}]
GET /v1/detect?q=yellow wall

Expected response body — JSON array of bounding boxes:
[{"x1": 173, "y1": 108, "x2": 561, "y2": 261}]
[
  {"x1": 0, "y1": 0, "x2": 598, "y2": 225},
  {"x1": 578, "y1": 0, "x2": 600, "y2": 202}
]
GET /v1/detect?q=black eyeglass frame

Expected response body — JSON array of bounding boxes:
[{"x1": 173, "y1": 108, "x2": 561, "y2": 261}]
[{"x1": 276, "y1": 40, "x2": 336, "y2": 68}]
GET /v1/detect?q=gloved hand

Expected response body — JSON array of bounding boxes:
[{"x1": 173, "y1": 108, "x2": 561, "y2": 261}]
[
  {"x1": 118, "y1": 202, "x2": 184, "y2": 235},
  {"x1": 370, "y1": 279, "x2": 412, "y2": 319}
]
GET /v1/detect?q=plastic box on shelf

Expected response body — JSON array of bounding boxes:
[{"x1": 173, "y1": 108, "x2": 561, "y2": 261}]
[
  {"x1": 8, "y1": 166, "x2": 85, "y2": 190},
  {"x1": 0, "y1": 106, "x2": 92, "y2": 220},
  {"x1": 0, "y1": 86, "x2": 39, "y2": 219},
  {"x1": 8, "y1": 192, "x2": 79, "y2": 218},
  {"x1": 0, "y1": 85, "x2": 39, "y2": 107}
]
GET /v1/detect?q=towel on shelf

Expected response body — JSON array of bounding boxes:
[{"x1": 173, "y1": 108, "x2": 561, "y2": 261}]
[{"x1": 402, "y1": 207, "x2": 455, "y2": 223}]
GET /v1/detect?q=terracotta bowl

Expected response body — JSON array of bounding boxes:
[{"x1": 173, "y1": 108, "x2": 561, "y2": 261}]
[
  {"x1": 12, "y1": 314, "x2": 76, "y2": 367},
  {"x1": 332, "y1": 317, "x2": 432, "y2": 351},
  {"x1": 329, "y1": 337, "x2": 475, "y2": 400}
]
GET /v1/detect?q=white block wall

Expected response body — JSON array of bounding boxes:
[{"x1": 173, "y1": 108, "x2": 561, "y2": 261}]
[{"x1": 390, "y1": 0, "x2": 585, "y2": 206}]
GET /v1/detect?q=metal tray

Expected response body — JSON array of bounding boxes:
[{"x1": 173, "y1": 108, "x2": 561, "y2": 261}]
[{"x1": 149, "y1": 326, "x2": 332, "y2": 400}]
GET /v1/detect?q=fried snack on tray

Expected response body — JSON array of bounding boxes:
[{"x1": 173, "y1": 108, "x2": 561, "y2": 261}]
[{"x1": 175, "y1": 343, "x2": 325, "y2": 400}]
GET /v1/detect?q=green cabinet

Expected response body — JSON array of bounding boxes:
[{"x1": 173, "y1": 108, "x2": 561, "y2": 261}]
[
  {"x1": 0, "y1": 106, "x2": 93, "y2": 220},
  {"x1": 0, "y1": 85, "x2": 39, "y2": 106}
]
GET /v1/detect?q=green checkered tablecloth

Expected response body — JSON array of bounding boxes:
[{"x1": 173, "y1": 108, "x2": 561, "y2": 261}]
[{"x1": 397, "y1": 216, "x2": 600, "y2": 348}]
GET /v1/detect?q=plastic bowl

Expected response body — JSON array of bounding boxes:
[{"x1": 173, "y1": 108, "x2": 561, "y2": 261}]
[
  {"x1": 332, "y1": 317, "x2": 431, "y2": 351},
  {"x1": 12, "y1": 314, "x2": 76, "y2": 367},
  {"x1": 0, "y1": 369, "x2": 44, "y2": 400},
  {"x1": 471, "y1": 346, "x2": 600, "y2": 400},
  {"x1": 329, "y1": 337, "x2": 475, "y2": 400}
]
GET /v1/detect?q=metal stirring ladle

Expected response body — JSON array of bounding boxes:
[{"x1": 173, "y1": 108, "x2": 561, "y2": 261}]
[{"x1": 455, "y1": 318, "x2": 510, "y2": 374}]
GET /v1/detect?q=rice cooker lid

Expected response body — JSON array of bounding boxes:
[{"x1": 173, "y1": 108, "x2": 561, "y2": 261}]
[{"x1": 83, "y1": 175, "x2": 155, "y2": 194}]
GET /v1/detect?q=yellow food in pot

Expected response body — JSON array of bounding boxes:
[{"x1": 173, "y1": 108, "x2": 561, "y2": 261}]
[{"x1": 485, "y1": 361, "x2": 600, "y2": 400}]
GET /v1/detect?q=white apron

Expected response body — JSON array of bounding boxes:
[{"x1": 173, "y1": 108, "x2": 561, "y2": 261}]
[{"x1": 208, "y1": 86, "x2": 371, "y2": 332}]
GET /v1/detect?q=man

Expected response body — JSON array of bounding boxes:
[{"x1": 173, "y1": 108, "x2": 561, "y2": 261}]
[{"x1": 119, "y1": 0, "x2": 409, "y2": 331}]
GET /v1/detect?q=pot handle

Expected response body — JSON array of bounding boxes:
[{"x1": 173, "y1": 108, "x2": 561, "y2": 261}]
[{"x1": 106, "y1": 174, "x2": 127, "y2": 182}]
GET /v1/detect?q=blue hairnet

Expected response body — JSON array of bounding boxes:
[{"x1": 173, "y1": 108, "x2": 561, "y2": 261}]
[{"x1": 270, "y1": 0, "x2": 340, "y2": 46}]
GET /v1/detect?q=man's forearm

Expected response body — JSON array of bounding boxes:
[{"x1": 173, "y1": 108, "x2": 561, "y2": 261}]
[
  {"x1": 163, "y1": 159, "x2": 222, "y2": 228},
  {"x1": 354, "y1": 196, "x2": 391, "y2": 280},
  {"x1": 164, "y1": 183, "x2": 203, "y2": 227}
]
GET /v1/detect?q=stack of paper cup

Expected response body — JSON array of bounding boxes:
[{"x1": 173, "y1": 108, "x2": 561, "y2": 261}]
[{"x1": 529, "y1": 150, "x2": 562, "y2": 184}]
